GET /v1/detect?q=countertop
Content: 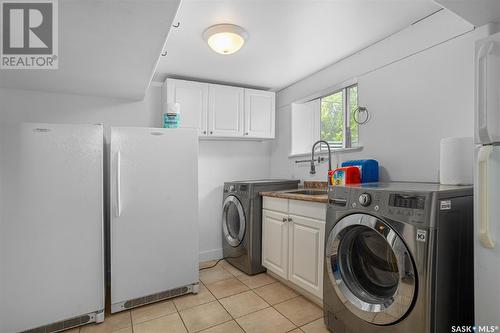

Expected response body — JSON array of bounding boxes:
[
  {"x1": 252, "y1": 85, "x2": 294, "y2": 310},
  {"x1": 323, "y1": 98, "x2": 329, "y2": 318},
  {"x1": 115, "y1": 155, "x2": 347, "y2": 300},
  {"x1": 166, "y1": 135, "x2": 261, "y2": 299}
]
[{"x1": 260, "y1": 181, "x2": 329, "y2": 203}]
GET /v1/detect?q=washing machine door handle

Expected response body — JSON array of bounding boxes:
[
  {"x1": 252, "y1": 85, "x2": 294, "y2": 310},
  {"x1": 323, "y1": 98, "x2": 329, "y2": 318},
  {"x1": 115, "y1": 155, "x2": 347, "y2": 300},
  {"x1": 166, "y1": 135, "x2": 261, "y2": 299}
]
[
  {"x1": 402, "y1": 249, "x2": 416, "y2": 280},
  {"x1": 222, "y1": 195, "x2": 246, "y2": 247}
]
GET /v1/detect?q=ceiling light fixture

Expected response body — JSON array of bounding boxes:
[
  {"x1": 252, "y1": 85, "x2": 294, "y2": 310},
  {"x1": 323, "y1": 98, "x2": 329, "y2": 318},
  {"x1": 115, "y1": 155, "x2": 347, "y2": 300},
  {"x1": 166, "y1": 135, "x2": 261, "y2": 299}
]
[{"x1": 203, "y1": 24, "x2": 248, "y2": 55}]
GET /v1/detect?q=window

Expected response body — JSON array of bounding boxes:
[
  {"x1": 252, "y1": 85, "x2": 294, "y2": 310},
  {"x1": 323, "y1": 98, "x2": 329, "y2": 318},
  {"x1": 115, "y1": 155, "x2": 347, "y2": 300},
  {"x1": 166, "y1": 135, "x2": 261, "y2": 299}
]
[
  {"x1": 320, "y1": 84, "x2": 358, "y2": 149},
  {"x1": 290, "y1": 83, "x2": 360, "y2": 156}
]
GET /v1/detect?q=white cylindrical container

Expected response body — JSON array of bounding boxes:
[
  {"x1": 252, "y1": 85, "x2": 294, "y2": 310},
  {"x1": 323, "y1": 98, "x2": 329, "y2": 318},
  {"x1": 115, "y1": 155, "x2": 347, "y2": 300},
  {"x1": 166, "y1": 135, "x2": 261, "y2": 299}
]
[{"x1": 439, "y1": 137, "x2": 473, "y2": 185}]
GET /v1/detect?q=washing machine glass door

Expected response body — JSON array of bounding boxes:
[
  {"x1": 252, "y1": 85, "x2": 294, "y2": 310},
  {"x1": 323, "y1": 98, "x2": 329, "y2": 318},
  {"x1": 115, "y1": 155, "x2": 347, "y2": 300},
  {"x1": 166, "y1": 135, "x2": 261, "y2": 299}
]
[
  {"x1": 325, "y1": 213, "x2": 416, "y2": 325},
  {"x1": 222, "y1": 195, "x2": 246, "y2": 247}
]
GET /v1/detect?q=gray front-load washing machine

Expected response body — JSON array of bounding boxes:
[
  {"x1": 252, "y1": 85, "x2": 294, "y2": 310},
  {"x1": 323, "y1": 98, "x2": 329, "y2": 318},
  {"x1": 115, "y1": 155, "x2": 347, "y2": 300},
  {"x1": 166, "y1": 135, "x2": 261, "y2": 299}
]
[
  {"x1": 222, "y1": 179, "x2": 299, "y2": 275},
  {"x1": 324, "y1": 182, "x2": 474, "y2": 333}
]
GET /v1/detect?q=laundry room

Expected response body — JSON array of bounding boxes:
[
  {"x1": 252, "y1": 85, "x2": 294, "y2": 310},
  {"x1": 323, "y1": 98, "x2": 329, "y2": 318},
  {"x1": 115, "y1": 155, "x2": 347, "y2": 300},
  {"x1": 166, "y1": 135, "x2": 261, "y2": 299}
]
[{"x1": 0, "y1": 1, "x2": 498, "y2": 333}]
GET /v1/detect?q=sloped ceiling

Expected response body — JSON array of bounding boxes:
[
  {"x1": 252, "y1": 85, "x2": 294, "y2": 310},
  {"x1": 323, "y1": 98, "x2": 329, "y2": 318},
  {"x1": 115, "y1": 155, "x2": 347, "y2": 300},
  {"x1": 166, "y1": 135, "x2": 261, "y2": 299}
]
[{"x1": 0, "y1": 0, "x2": 181, "y2": 100}]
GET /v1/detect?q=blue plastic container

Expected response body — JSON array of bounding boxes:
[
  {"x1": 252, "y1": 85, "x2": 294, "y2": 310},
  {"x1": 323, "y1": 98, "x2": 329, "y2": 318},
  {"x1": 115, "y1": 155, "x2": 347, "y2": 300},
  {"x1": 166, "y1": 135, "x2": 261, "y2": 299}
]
[
  {"x1": 341, "y1": 159, "x2": 379, "y2": 183},
  {"x1": 163, "y1": 113, "x2": 180, "y2": 128}
]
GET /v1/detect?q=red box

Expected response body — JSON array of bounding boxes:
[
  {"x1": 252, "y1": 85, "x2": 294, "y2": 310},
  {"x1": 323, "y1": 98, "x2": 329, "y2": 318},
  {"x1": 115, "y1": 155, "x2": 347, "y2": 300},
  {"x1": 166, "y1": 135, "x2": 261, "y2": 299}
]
[{"x1": 331, "y1": 166, "x2": 361, "y2": 185}]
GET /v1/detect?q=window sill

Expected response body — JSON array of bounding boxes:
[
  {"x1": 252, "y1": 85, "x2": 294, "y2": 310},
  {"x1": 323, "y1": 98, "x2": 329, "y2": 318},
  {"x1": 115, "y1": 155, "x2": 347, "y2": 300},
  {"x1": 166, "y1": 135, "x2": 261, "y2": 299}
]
[{"x1": 288, "y1": 146, "x2": 363, "y2": 158}]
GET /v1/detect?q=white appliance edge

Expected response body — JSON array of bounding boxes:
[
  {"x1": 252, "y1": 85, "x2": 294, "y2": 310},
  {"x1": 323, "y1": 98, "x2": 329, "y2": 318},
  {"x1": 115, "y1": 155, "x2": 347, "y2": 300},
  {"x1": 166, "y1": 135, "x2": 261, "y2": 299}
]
[{"x1": 474, "y1": 30, "x2": 500, "y2": 326}]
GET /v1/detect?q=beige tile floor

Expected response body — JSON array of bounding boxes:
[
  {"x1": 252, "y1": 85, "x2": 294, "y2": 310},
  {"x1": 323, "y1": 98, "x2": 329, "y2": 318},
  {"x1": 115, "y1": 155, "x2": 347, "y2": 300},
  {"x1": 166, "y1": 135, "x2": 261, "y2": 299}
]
[{"x1": 72, "y1": 260, "x2": 330, "y2": 333}]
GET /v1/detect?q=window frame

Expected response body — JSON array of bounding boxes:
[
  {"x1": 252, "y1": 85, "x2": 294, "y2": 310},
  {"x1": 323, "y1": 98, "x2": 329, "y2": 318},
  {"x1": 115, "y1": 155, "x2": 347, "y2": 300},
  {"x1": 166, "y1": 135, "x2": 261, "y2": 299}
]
[{"x1": 319, "y1": 84, "x2": 358, "y2": 150}]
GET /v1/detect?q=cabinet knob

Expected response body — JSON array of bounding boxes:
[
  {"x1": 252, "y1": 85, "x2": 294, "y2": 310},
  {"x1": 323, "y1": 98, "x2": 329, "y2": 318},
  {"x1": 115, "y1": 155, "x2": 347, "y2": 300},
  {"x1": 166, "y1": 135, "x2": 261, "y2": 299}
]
[
  {"x1": 282, "y1": 217, "x2": 287, "y2": 222},
  {"x1": 203, "y1": 131, "x2": 207, "y2": 134},
  {"x1": 288, "y1": 217, "x2": 293, "y2": 222},
  {"x1": 245, "y1": 132, "x2": 249, "y2": 135},
  {"x1": 210, "y1": 131, "x2": 213, "y2": 135}
]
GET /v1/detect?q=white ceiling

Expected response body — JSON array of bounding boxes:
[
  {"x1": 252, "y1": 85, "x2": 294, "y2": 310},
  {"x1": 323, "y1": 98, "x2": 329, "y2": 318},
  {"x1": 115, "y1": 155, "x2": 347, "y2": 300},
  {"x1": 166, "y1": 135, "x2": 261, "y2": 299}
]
[
  {"x1": 155, "y1": 0, "x2": 441, "y2": 91},
  {"x1": 0, "y1": 0, "x2": 181, "y2": 100}
]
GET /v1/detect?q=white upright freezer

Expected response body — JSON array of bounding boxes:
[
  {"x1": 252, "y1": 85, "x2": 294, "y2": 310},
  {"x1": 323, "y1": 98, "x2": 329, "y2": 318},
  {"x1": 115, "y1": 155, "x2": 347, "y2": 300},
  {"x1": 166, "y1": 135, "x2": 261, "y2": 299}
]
[
  {"x1": 110, "y1": 127, "x2": 199, "y2": 313},
  {"x1": 0, "y1": 123, "x2": 105, "y2": 333},
  {"x1": 474, "y1": 31, "x2": 500, "y2": 326}
]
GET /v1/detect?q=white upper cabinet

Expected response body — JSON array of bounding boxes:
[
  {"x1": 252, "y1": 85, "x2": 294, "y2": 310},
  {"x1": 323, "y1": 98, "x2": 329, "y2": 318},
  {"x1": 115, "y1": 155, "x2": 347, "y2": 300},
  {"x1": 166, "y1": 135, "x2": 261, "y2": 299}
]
[
  {"x1": 165, "y1": 79, "x2": 209, "y2": 135},
  {"x1": 163, "y1": 78, "x2": 275, "y2": 139},
  {"x1": 208, "y1": 84, "x2": 244, "y2": 137},
  {"x1": 244, "y1": 89, "x2": 275, "y2": 138}
]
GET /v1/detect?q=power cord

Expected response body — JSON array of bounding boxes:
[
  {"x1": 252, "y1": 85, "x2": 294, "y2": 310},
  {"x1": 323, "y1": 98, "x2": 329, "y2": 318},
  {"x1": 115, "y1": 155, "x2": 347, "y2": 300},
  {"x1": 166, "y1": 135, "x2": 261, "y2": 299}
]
[{"x1": 199, "y1": 256, "x2": 243, "y2": 270}]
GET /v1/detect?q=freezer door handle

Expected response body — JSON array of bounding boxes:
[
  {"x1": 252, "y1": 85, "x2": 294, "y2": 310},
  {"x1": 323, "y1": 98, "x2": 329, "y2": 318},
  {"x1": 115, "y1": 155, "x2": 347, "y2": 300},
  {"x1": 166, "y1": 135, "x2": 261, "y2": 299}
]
[
  {"x1": 476, "y1": 41, "x2": 498, "y2": 143},
  {"x1": 476, "y1": 43, "x2": 489, "y2": 143},
  {"x1": 478, "y1": 145, "x2": 495, "y2": 248},
  {"x1": 116, "y1": 151, "x2": 122, "y2": 217}
]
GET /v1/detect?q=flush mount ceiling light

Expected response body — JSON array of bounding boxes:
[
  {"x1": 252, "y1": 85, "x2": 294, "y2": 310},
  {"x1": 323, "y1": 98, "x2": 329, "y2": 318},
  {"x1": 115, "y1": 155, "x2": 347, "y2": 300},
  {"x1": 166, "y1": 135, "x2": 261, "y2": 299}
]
[{"x1": 203, "y1": 24, "x2": 248, "y2": 55}]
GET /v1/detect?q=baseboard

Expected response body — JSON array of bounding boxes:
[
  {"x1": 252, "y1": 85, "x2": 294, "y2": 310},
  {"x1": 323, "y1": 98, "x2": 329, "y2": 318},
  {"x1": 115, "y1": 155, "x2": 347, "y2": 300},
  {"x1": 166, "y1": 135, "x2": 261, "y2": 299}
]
[{"x1": 199, "y1": 248, "x2": 223, "y2": 262}]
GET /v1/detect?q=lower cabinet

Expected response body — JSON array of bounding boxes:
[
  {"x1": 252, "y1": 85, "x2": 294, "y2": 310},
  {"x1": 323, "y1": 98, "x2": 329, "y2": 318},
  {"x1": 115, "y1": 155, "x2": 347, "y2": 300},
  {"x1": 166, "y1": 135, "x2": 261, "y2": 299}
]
[
  {"x1": 262, "y1": 210, "x2": 289, "y2": 279},
  {"x1": 262, "y1": 197, "x2": 326, "y2": 299},
  {"x1": 288, "y1": 214, "x2": 325, "y2": 298}
]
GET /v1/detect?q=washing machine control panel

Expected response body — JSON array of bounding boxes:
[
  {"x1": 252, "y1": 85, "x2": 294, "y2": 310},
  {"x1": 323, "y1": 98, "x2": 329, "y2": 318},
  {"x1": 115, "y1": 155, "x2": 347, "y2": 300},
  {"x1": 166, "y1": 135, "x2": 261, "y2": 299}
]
[
  {"x1": 329, "y1": 187, "x2": 429, "y2": 226},
  {"x1": 389, "y1": 194, "x2": 425, "y2": 210},
  {"x1": 358, "y1": 193, "x2": 372, "y2": 206},
  {"x1": 224, "y1": 184, "x2": 249, "y2": 197}
]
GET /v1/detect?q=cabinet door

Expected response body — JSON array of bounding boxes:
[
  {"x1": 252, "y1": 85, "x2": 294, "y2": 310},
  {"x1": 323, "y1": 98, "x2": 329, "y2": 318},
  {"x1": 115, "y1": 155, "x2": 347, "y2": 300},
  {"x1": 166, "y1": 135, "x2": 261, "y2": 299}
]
[
  {"x1": 166, "y1": 79, "x2": 209, "y2": 135},
  {"x1": 208, "y1": 84, "x2": 244, "y2": 137},
  {"x1": 244, "y1": 89, "x2": 275, "y2": 138},
  {"x1": 262, "y1": 209, "x2": 289, "y2": 279},
  {"x1": 288, "y1": 214, "x2": 325, "y2": 299}
]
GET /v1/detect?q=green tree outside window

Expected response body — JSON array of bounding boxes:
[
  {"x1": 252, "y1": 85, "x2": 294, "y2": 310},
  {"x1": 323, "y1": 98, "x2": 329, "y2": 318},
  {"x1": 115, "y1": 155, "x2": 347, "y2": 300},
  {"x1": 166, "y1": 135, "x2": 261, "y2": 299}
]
[{"x1": 320, "y1": 84, "x2": 358, "y2": 148}]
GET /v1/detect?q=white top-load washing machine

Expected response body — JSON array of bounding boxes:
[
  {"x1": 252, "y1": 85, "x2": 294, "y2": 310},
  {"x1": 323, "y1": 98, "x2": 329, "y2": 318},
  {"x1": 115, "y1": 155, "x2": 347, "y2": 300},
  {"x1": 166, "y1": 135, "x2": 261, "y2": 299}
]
[{"x1": 324, "y1": 182, "x2": 473, "y2": 333}]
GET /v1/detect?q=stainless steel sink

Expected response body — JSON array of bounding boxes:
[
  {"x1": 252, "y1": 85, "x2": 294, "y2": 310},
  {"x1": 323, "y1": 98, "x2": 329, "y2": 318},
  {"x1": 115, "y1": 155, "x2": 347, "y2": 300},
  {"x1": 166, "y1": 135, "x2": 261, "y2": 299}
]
[{"x1": 285, "y1": 189, "x2": 328, "y2": 196}]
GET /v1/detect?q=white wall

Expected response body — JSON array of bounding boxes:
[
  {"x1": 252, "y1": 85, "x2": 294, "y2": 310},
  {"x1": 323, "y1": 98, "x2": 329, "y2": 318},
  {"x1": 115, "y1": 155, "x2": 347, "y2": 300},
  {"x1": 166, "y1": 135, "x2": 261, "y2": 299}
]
[
  {"x1": 277, "y1": 10, "x2": 473, "y2": 107},
  {"x1": 290, "y1": 100, "x2": 320, "y2": 156},
  {"x1": 198, "y1": 140, "x2": 272, "y2": 260},
  {"x1": 0, "y1": 87, "x2": 161, "y2": 139},
  {"x1": 0, "y1": 86, "x2": 272, "y2": 262},
  {"x1": 271, "y1": 12, "x2": 487, "y2": 183}
]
